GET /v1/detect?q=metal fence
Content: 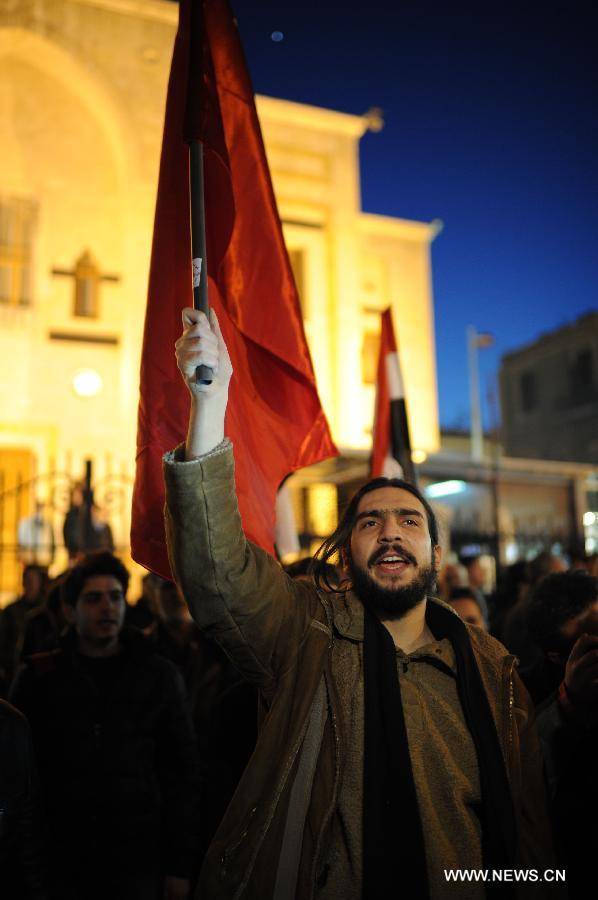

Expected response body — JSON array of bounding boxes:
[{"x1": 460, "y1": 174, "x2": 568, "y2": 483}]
[{"x1": 0, "y1": 463, "x2": 133, "y2": 604}]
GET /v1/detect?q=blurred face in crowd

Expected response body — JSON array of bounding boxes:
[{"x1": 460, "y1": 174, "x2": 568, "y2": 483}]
[
  {"x1": 467, "y1": 558, "x2": 485, "y2": 590},
  {"x1": 159, "y1": 582, "x2": 192, "y2": 625},
  {"x1": 65, "y1": 574, "x2": 126, "y2": 655},
  {"x1": 449, "y1": 596, "x2": 486, "y2": 630},
  {"x1": 142, "y1": 574, "x2": 162, "y2": 617},
  {"x1": 440, "y1": 563, "x2": 462, "y2": 594},
  {"x1": 552, "y1": 595, "x2": 598, "y2": 663},
  {"x1": 23, "y1": 568, "x2": 44, "y2": 603},
  {"x1": 347, "y1": 486, "x2": 441, "y2": 620}
]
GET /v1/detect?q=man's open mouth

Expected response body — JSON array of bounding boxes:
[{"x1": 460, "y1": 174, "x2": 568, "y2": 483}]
[{"x1": 373, "y1": 553, "x2": 412, "y2": 574}]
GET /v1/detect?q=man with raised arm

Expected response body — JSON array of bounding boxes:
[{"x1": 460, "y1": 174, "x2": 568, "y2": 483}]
[{"x1": 163, "y1": 308, "x2": 559, "y2": 900}]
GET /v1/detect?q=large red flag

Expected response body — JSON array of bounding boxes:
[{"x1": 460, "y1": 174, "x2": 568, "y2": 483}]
[
  {"x1": 132, "y1": 0, "x2": 337, "y2": 578},
  {"x1": 370, "y1": 308, "x2": 417, "y2": 485}
]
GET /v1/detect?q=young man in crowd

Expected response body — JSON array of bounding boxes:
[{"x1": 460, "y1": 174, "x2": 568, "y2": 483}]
[
  {"x1": 10, "y1": 551, "x2": 202, "y2": 900},
  {"x1": 162, "y1": 307, "x2": 558, "y2": 900}
]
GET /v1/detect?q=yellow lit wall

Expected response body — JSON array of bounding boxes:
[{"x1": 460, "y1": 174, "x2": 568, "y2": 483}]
[
  {"x1": 257, "y1": 95, "x2": 440, "y2": 454},
  {"x1": 0, "y1": 0, "x2": 440, "y2": 590}
]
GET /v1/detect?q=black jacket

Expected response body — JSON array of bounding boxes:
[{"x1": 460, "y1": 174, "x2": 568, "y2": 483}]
[
  {"x1": 0, "y1": 699, "x2": 47, "y2": 899},
  {"x1": 10, "y1": 628, "x2": 202, "y2": 887}
]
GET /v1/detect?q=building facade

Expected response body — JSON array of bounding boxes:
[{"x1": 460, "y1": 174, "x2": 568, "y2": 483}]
[
  {"x1": 499, "y1": 311, "x2": 598, "y2": 464},
  {"x1": 0, "y1": 0, "x2": 440, "y2": 598}
]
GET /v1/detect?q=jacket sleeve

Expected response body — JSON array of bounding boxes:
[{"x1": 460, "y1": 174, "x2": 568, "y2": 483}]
[
  {"x1": 163, "y1": 441, "x2": 320, "y2": 696},
  {"x1": 534, "y1": 694, "x2": 562, "y2": 801}
]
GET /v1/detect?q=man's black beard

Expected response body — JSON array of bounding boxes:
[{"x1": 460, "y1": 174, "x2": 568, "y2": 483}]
[{"x1": 349, "y1": 559, "x2": 437, "y2": 621}]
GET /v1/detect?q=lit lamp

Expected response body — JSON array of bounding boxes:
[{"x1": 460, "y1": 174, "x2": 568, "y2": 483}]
[
  {"x1": 467, "y1": 326, "x2": 494, "y2": 462},
  {"x1": 424, "y1": 480, "x2": 467, "y2": 499},
  {"x1": 72, "y1": 369, "x2": 103, "y2": 398}
]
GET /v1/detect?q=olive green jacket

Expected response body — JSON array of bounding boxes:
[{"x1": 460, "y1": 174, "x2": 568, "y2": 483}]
[{"x1": 164, "y1": 441, "x2": 556, "y2": 900}]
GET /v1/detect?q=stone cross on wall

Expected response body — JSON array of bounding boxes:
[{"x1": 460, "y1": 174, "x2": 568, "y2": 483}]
[{"x1": 52, "y1": 250, "x2": 120, "y2": 318}]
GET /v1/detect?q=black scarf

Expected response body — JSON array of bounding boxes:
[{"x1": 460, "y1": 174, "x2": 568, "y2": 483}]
[{"x1": 362, "y1": 601, "x2": 517, "y2": 900}]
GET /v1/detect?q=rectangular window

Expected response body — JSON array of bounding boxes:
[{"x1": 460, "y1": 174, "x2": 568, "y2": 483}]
[
  {"x1": 0, "y1": 197, "x2": 36, "y2": 306},
  {"x1": 569, "y1": 349, "x2": 594, "y2": 401},
  {"x1": 288, "y1": 248, "x2": 306, "y2": 316},
  {"x1": 519, "y1": 370, "x2": 537, "y2": 412},
  {"x1": 362, "y1": 330, "x2": 379, "y2": 385},
  {"x1": 73, "y1": 251, "x2": 100, "y2": 318}
]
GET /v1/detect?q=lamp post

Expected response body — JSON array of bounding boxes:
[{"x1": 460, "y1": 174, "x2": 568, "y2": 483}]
[{"x1": 467, "y1": 326, "x2": 493, "y2": 462}]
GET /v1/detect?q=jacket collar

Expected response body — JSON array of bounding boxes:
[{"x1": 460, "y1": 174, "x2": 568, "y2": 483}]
[
  {"x1": 329, "y1": 589, "x2": 366, "y2": 641},
  {"x1": 329, "y1": 590, "x2": 493, "y2": 646},
  {"x1": 328, "y1": 590, "x2": 516, "y2": 719}
]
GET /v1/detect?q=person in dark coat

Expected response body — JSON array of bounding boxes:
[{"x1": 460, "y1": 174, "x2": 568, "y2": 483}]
[
  {"x1": 20, "y1": 575, "x2": 68, "y2": 662},
  {"x1": 126, "y1": 571, "x2": 162, "y2": 632},
  {"x1": 152, "y1": 579, "x2": 202, "y2": 684},
  {"x1": 528, "y1": 571, "x2": 598, "y2": 897},
  {"x1": 0, "y1": 699, "x2": 47, "y2": 899},
  {"x1": 0, "y1": 564, "x2": 48, "y2": 696},
  {"x1": 10, "y1": 551, "x2": 202, "y2": 900},
  {"x1": 62, "y1": 483, "x2": 85, "y2": 561}
]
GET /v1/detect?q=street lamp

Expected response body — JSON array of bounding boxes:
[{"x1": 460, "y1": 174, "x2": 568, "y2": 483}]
[{"x1": 467, "y1": 326, "x2": 494, "y2": 462}]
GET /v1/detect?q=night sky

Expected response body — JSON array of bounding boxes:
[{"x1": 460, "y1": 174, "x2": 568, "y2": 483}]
[{"x1": 229, "y1": 0, "x2": 598, "y2": 430}]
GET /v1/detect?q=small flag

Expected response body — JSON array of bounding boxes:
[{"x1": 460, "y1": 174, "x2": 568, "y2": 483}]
[
  {"x1": 370, "y1": 308, "x2": 417, "y2": 485},
  {"x1": 474, "y1": 332, "x2": 494, "y2": 348}
]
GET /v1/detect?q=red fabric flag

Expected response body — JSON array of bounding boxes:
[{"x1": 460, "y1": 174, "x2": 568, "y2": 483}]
[
  {"x1": 131, "y1": 0, "x2": 337, "y2": 578},
  {"x1": 370, "y1": 308, "x2": 416, "y2": 484}
]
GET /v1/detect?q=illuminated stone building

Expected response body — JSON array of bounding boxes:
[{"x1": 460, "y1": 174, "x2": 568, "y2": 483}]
[{"x1": 0, "y1": 0, "x2": 440, "y2": 597}]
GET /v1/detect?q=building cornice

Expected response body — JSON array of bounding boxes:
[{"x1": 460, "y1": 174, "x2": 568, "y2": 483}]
[
  {"x1": 68, "y1": 0, "x2": 177, "y2": 25},
  {"x1": 358, "y1": 213, "x2": 443, "y2": 243},
  {"x1": 256, "y1": 94, "x2": 368, "y2": 138}
]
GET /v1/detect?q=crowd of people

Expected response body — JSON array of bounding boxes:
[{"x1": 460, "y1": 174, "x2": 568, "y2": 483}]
[
  {"x1": 438, "y1": 548, "x2": 598, "y2": 898},
  {"x1": 0, "y1": 304, "x2": 596, "y2": 898},
  {"x1": 1, "y1": 526, "x2": 597, "y2": 898},
  {"x1": 0, "y1": 551, "x2": 262, "y2": 899}
]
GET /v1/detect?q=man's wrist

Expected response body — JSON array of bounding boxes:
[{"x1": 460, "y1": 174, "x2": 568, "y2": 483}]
[{"x1": 185, "y1": 394, "x2": 227, "y2": 459}]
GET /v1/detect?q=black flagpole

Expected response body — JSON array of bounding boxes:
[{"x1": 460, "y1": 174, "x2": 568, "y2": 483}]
[{"x1": 189, "y1": 139, "x2": 213, "y2": 384}]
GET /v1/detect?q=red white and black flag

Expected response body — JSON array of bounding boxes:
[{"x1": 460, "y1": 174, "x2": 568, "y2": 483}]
[
  {"x1": 370, "y1": 307, "x2": 417, "y2": 485},
  {"x1": 131, "y1": 0, "x2": 337, "y2": 578}
]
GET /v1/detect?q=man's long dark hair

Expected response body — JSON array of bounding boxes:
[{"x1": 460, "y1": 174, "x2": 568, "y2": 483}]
[{"x1": 312, "y1": 477, "x2": 439, "y2": 593}]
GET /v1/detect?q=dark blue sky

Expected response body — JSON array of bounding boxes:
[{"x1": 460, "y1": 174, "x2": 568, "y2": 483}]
[{"x1": 230, "y1": 0, "x2": 598, "y2": 429}]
